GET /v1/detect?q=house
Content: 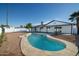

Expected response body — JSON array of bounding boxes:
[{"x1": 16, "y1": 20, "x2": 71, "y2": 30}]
[{"x1": 32, "y1": 20, "x2": 77, "y2": 35}]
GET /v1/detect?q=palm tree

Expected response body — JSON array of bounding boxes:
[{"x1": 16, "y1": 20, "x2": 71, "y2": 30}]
[
  {"x1": 69, "y1": 11, "x2": 79, "y2": 35},
  {"x1": 24, "y1": 23, "x2": 32, "y2": 31}
]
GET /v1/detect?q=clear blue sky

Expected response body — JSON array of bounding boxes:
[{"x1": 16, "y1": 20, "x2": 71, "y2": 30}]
[{"x1": 0, "y1": 3, "x2": 79, "y2": 26}]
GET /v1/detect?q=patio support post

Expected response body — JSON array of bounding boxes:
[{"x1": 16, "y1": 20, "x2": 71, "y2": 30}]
[
  {"x1": 35, "y1": 27, "x2": 36, "y2": 32},
  {"x1": 46, "y1": 26, "x2": 48, "y2": 32},
  {"x1": 55, "y1": 26, "x2": 57, "y2": 35},
  {"x1": 71, "y1": 24, "x2": 73, "y2": 35}
]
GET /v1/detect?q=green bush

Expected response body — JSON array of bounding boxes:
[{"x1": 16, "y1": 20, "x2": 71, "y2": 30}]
[{"x1": 0, "y1": 25, "x2": 5, "y2": 44}]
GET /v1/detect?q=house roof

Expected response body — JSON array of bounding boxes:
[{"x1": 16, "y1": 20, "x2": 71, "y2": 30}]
[{"x1": 33, "y1": 20, "x2": 76, "y2": 28}]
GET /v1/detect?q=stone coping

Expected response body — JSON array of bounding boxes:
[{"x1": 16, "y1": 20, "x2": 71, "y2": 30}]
[{"x1": 21, "y1": 33, "x2": 78, "y2": 56}]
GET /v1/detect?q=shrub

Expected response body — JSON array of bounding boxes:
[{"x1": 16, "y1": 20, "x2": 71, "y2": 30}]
[{"x1": 0, "y1": 25, "x2": 5, "y2": 45}]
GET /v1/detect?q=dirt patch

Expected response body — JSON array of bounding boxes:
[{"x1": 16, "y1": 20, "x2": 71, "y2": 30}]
[
  {"x1": 0, "y1": 32, "x2": 26, "y2": 56},
  {"x1": 52, "y1": 35, "x2": 76, "y2": 43}
]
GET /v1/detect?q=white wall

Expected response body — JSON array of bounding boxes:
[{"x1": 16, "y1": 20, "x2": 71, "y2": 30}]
[
  {"x1": 72, "y1": 25, "x2": 77, "y2": 34},
  {"x1": 48, "y1": 27, "x2": 55, "y2": 32},
  {"x1": 41, "y1": 27, "x2": 47, "y2": 32},
  {"x1": 0, "y1": 28, "x2": 2, "y2": 34},
  {"x1": 32, "y1": 25, "x2": 77, "y2": 34},
  {"x1": 61, "y1": 26, "x2": 71, "y2": 34},
  {"x1": 0, "y1": 27, "x2": 29, "y2": 33},
  {"x1": 36, "y1": 27, "x2": 40, "y2": 32},
  {"x1": 14, "y1": 28, "x2": 28, "y2": 32},
  {"x1": 4, "y1": 27, "x2": 15, "y2": 32}
]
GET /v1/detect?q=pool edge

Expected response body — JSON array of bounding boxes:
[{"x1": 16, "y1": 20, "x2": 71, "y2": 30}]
[{"x1": 21, "y1": 33, "x2": 78, "y2": 56}]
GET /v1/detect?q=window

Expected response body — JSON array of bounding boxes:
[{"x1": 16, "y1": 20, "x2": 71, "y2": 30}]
[
  {"x1": 40, "y1": 27, "x2": 43, "y2": 30},
  {"x1": 54, "y1": 26, "x2": 62, "y2": 29},
  {"x1": 46, "y1": 26, "x2": 50, "y2": 29}
]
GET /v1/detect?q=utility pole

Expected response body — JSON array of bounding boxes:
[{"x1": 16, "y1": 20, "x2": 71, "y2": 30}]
[{"x1": 6, "y1": 3, "x2": 8, "y2": 26}]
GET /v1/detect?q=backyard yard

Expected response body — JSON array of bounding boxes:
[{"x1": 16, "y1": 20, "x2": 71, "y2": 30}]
[
  {"x1": 0, "y1": 32, "x2": 26, "y2": 56},
  {"x1": 0, "y1": 32, "x2": 77, "y2": 56}
]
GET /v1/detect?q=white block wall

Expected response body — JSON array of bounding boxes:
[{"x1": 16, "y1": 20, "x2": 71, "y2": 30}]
[
  {"x1": 0, "y1": 27, "x2": 29, "y2": 33},
  {"x1": 0, "y1": 28, "x2": 2, "y2": 34}
]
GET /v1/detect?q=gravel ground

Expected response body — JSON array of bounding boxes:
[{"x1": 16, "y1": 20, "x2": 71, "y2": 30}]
[{"x1": 0, "y1": 32, "x2": 26, "y2": 56}]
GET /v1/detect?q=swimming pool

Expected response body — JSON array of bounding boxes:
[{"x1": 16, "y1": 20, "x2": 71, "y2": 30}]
[{"x1": 27, "y1": 33, "x2": 66, "y2": 51}]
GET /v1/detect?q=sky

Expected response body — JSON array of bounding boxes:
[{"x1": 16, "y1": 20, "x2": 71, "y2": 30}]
[{"x1": 0, "y1": 3, "x2": 79, "y2": 27}]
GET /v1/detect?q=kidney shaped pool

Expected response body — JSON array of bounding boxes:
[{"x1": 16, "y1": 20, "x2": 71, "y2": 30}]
[{"x1": 27, "y1": 33, "x2": 66, "y2": 51}]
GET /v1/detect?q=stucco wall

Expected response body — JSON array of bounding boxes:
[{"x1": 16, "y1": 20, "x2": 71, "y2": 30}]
[
  {"x1": 61, "y1": 26, "x2": 71, "y2": 34},
  {"x1": 32, "y1": 25, "x2": 77, "y2": 34}
]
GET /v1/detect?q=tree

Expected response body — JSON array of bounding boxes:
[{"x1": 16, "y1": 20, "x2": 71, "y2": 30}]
[
  {"x1": 69, "y1": 11, "x2": 79, "y2": 35},
  {"x1": 24, "y1": 23, "x2": 32, "y2": 31}
]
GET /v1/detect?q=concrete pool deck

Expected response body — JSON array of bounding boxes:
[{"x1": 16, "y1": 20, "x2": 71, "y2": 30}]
[{"x1": 21, "y1": 33, "x2": 78, "y2": 56}]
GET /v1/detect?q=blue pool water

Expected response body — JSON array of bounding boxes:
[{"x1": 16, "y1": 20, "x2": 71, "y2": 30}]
[{"x1": 27, "y1": 33, "x2": 66, "y2": 51}]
